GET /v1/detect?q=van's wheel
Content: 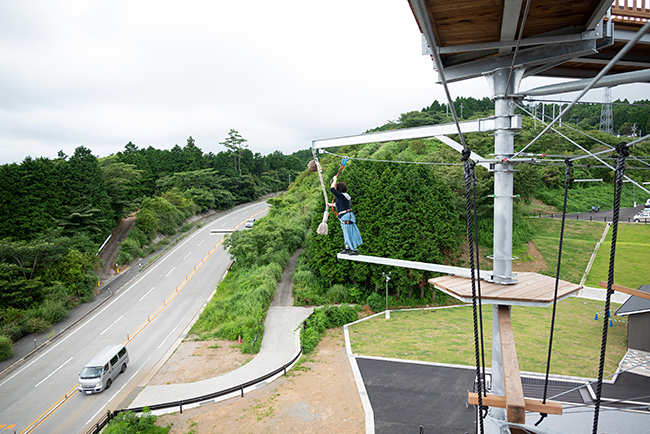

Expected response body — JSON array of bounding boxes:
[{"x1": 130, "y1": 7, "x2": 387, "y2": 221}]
[
  {"x1": 121, "y1": 363, "x2": 127, "y2": 373},
  {"x1": 106, "y1": 379, "x2": 112, "y2": 390}
]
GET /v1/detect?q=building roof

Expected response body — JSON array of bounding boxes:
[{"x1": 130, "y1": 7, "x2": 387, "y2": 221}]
[
  {"x1": 615, "y1": 284, "x2": 650, "y2": 316},
  {"x1": 410, "y1": 0, "x2": 650, "y2": 81}
]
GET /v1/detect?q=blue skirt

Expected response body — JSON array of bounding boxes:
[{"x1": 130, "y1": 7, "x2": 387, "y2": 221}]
[{"x1": 339, "y1": 212, "x2": 363, "y2": 250}]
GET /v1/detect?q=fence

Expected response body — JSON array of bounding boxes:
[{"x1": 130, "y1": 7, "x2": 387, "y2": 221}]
[{"x1": 85, "y1": 346, "x2": 303, "y2": 434}]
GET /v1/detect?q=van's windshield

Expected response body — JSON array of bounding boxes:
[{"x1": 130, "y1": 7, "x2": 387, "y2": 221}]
[{"x1": 80, "y1": 366, "x2": 102, "y2": 379}]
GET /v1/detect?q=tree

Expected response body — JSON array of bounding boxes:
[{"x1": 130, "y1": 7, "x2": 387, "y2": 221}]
[{"x1": 220, "y1": 129, "x2": 248, "y2": 174}]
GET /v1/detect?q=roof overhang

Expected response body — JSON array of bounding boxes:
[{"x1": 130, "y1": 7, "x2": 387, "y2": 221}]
[{"x1": 410, "y1": 0, "x2": 650, "y2": 82}]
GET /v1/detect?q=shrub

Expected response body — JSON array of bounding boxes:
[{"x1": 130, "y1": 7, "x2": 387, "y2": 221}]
[
  {"x1": 104, "y1": 408, "x2": 170, "y2": 434},
  {"x1": 0, "y1": 335, "x2": 13, "y2": 361},
  {"x1": 301, "y1": 305, "x2": 359, "y2": 354},
  {"x1": 39, "y1": 299, "x2": 68, "y2": 324},
  {"x1": 325, "y1": 284, "x2": 348, "y2": 303},
  {"x1": 366, "y1": 292, "x2": 385, "y2": 313}
]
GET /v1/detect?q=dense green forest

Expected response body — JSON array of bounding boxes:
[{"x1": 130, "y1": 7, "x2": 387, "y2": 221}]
[
  {"x1": 0, "y1": 132, "x2": 305, "y2": 360},
  {"x1": 3, "y1": 96, "x2": 650, "y2": 362}
]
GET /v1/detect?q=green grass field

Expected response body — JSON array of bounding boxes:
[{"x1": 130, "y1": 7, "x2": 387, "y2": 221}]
[
  {"x1": 584, "y1": 222, "x2": 650, "y2": 289},
  {"x1": 349, "y1": 297, "x2": 626, "y2": 378},
  {"x1": 527, "y1": 219, "x2": 606, "y2": 283}
]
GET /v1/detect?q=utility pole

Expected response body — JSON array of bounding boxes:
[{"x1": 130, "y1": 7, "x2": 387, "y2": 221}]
[{"x1": 382, "y1": 272, "x2": 391, "y2": 319}]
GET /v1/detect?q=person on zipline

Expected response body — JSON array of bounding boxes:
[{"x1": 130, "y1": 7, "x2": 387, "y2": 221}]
[{"x1": 330, "y1": 175, "x2": 362, "y2": 255}]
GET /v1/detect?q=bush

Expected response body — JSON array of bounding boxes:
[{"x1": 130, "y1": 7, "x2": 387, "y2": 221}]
[
  {"x1": 104, "y1": 408, "x2": 170, "y2": 434},
  {"x1": 39, "y1": 299, "x2": 68, "y2": 324},
  {"x1": 0, "y1": 335, "x2": 13, "y2": 361},
  {"x1": 325, "y1": 284, "x2": 348, "y2": 303},
  {"x1": 301, "y1": 305, "x2": 359, "y2": 354},
  {"x1": 366, "y1": 292, "x2": 385, "y2": 313}
]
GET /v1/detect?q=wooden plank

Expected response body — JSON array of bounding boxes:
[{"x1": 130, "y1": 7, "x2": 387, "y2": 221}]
[
  {"x1": 498, "y1": 305, "x2": 526, "y2": 424},
  {"x1": 467, "y1": 393, "x2": 563, "y2": 415},
  {"x1": 599, "y1": 281, "x2": 650, "y2": 301}
]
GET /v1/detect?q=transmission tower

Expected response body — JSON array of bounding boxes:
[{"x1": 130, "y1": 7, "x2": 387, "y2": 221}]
[{"x1": 600, "y1": 87, "x2": 613, "y2": 134}]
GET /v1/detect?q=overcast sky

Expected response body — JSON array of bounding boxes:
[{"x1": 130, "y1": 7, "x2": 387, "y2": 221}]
[{"x1": 1, "y1": 1, "x2": 649, "y2": 165}]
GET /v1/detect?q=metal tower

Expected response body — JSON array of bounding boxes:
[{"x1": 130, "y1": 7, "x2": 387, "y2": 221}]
[{"x1": 600, "y1": 87, "x2": 613, "y2": 134}]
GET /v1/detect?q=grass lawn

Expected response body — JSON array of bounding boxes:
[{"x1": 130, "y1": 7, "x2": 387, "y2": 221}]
[
  {"x1": 349, "y1": 297, "x2": 627, "y2": 378},
  {"x1": 528, "y1": 219, "x2": 606, "y2": 283},
  {"x1": 584, "y1": 222, "x2": 650, "y2": 289}
]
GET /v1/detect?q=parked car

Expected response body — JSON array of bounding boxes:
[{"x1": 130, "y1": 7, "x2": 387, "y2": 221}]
[
  {"x1": 633, "y1": 209, "x2": 650, "y2": 222},
  {"x1": 245, "y1": 218, "x2": 256, "y2": 228}
]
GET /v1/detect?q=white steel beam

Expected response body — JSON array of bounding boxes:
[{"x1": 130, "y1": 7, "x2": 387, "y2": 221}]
[
  {"x1": 336, "y1": 253, "x2": 495, "y2": 282},
  {"x1": 312, "y1": 116, "x2": 521, "y2": 149}
]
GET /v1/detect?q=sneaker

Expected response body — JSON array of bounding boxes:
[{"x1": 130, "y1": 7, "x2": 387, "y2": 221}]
[
  {"x1": 349, "y1": 249, "x2": 359, "y2": 255},
  {"x1": 339, "y1": 248, "x2": 350, "y2": 255}
]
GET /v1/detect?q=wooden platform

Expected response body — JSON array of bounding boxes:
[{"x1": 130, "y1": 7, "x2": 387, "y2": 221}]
[{"x1": 429, "y1": 272, "x2": 582, "y2": 307}]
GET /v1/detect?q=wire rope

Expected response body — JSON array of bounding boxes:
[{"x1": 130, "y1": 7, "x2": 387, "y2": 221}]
[
  {"x1": 320, "y1": 150, "x2": 464, "y2": 166},
  {"x1": 513, "y1": 20, "x2": 650, "y2": 158},
  {"x1": 504, "y1": 0, "x2": 532, "y2": 98},
  {"x1": 525, "y1": 98, "x2": 650, "y2": 108}
]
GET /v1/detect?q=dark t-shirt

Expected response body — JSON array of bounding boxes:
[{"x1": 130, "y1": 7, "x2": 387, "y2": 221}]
[{"x1": 330, "y1": 187, "x2": 351, "y2": 213}]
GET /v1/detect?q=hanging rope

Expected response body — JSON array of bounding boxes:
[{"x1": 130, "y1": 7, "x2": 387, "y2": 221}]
[
  {"x1": 471, "y1": 164, "x2": 487, "y2": 399},
  {"x1": 535, "y1": 158, "x2": 572, "y2": 427},
  {"x1": 462, "y1": 147, "x2": 485, "y2": 434},
  {"x1": 311, "y1": 147, "x2": 330, "y2": 235},
  {"x1": 592, "y1": 142, "x2": 629, "y2": 434}
]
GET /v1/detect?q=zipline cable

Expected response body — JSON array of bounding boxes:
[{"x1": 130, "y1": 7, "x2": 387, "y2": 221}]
[
  {"x1": 513, "y1": 20, "x2": 650, "y2": 158},
  {"x1": 504, "y1": 0, "x2": 532, "y2": 98},
  {"x1": 592, "y1": 142, "x2": 629, "y2": 434},
  {"x1": 320, "y1": 149, "x2": 464, "y2": 166},
  {"x1": 517, "y1": 103, "x2": 650, "y2": 196},
  {"x1": 409, "y1": 0, "x2": 467, "y2": 150}
]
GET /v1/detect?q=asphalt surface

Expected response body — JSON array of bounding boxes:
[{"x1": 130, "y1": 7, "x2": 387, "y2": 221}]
[
  {"x1": 0, "y1": 200, "x2": 271, "y2": 434},
  {"x1": 536, "y1": 204, "x2": 649, "y2": 224}
]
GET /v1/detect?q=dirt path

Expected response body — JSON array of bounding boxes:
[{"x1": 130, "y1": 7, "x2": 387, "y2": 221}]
[
  {"x1": 97, "y1": 215, "x2": 136, "y2": 280},
  {"x1": 149, "y1": 247, "x2": 365, "y2": 432}
]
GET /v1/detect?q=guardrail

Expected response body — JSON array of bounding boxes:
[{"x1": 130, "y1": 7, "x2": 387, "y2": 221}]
[{"x1": 85, "y1": 345, "x2": 303, "y2": 434}]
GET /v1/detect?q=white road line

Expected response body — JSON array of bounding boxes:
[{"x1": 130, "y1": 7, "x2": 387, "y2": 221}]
[
  {"x1": 139, "y1": 287, "x2": 156, "y2": 302},
  {"x1": 0, "y1": 201, "x2": 267, "y2": 388},
  {"x1": 183, "y1": 251, "x2": 192, "y2": 260},
  {"x1": 100, "y1": 315, "x2": 124, "y2": 335},
  {"x1": 164, "y1": 267, "x2": 176, "y2": 278},
  {"x1": 198, "y1": 239, "x2": 205, "y2": 246},
  {"x1": 157, "y1": 322, "x2": 183, "y2": 350},
  {"x1": 34, "y1": 357, "x2": 73, "y2": 388},
  {"x1": 221, "y1": 222, "x2": 227, "y2": 227}
]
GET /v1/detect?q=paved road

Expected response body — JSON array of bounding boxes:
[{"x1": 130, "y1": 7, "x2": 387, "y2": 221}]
[
  {"x1": 0, "y1": 201, "x2": 269, "y2": 434},
  {"x1": 535, "y1": 204, "x2": 648, "y2": 223}
]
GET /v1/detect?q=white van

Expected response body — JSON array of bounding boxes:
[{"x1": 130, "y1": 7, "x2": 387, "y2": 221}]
[{"x1": 78, "y1": 345, "x2": 129, "y2": 394}]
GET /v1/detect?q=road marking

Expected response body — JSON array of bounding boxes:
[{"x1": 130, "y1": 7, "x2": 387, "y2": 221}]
[
  {"x1": 164, "y1": 267, "x2": 176, "y2": 277},
  {"x1": 183, "y1": 251, "x2": 192, "y2": 260},
  {"x1": 17, "y1": 202, "x2": 270, "y2": 430},
  {"x1": 157, "y1": 321, "x2": 183, "y2": 350},
  {"x1": 198, "y1": 239, "x2": 205, "y2": 246},
  {"x1": 100, "y1": 315, "x2": 124, "y2": 335},
  {"x1": 139, "y1": 287, "x2": 156, "y2": 301},
  {"x1": 34, "y1": 357, "x2": 73, "y2": 388}
]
